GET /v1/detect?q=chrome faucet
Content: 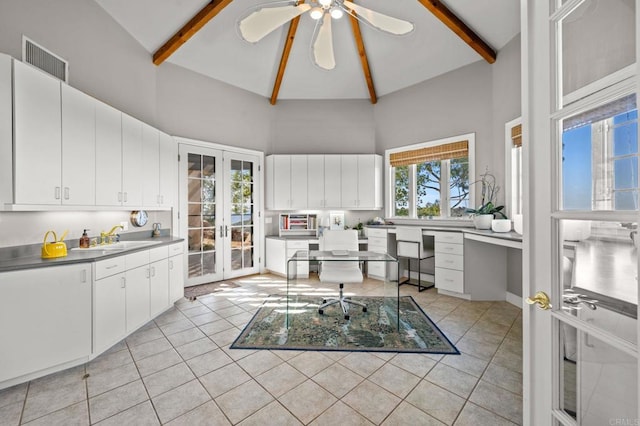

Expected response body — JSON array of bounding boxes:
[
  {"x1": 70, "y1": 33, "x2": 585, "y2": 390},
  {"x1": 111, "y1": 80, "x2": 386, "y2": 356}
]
[{"x1": 100, "y1": 225, "x2": 124, "y2": 245}]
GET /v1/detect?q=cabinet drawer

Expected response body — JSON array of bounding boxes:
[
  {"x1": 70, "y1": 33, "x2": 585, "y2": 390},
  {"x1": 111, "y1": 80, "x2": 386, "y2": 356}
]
[
  {"x1": 126, "y1": 250, "x2": 150, "y2": 270},
  {"x1": 287, "y1": 240, "x2": 309, "y2": 249},
  {"x1": 149, "y1": 246, "x2": 168, "y2": 263},
  {"x1": 435, "y1": 267, "x2": 464, "y2": 293},
  {"x1": 366, "y1": 228, "x2": 387, "y2": 238},
  {"x1": 434, "y1": 232, "x2": 463, "y2": 244},
  {"x1": 367, "y1": 261, "x2": 387, "y2": 278},
  {"x1": 435, "y1": 242, "x2": 464, "y2": 255},
  {"x1": 95, "y1": 258, "x2": 126, "y2": 279},
  {"x1": 435, "y1": 253, "x2": 464, "y2": 270},
  {"x1": 168, "y1": 242, "x2": 184, "y2": 256},
  {"x1": 367, "y1": 236, "x2": 387, "y2": 250}
]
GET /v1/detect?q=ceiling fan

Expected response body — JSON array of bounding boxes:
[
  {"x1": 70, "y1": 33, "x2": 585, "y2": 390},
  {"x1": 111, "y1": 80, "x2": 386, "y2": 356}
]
[{"x1": 238, "y1": 0, "x2": 414, "y2": 70}]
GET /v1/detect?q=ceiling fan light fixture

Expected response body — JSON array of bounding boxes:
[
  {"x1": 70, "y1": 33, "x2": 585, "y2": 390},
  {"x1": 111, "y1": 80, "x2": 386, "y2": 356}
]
[
  {"x1": 329, "y1": 7, "x2": 343, "y2": 19},
  {"x1": 309, "y1": 7, "x2": 323, "y2": 20},
  {"x1": 318, "y1": 0, "x2": 332, "y2": 7}
]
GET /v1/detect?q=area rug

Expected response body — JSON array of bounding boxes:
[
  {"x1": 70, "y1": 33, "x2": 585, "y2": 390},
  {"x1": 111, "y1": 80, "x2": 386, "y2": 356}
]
[
  {"x1": 184, "y1": 281, "x2": 240, "y2": 300},
  {"x1": 231, "y1": 295, "x2": 459, "y2": 354}
]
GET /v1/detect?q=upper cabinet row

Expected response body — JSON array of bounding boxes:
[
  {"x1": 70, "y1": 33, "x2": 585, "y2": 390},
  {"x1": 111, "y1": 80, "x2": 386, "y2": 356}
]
[
  {"x1": 266, "y1": 154, "x2": 383, "y2": 210},
  {"x1": 2, "y1": 56, "x2": 177, "y2": 209}
]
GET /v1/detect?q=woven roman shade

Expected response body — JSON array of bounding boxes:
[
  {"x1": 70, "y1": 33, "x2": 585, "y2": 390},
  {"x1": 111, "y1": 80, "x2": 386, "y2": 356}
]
[
  {"x1": 390, "y1": 140, "x2": 468, "y2": 167},
  {"x1": 511, "y1": 124, "x2": 522, "y2": 147}
]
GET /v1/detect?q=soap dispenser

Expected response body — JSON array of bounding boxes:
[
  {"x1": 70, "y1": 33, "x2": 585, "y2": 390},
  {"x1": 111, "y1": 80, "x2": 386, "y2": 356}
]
[{"x1": 79, "y1": 229, "x2": 90, "y2": 248}]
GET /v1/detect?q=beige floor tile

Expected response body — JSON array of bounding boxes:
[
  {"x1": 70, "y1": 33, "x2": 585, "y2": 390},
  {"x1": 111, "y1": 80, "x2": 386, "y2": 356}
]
[
  {"x1": 158, "y1": 318, "x2": 195, "y2": 336},
  {"x1": 0, "y1": 401, "x2": 24, "y2": 426},
  {"x1": 86, "y1": 348, "x2": 134, "y2": 376},
  {"x1": 436, "y1": 318, "x2": 474, "y2": 337},
  {"x1": 179, "y1": 305, "x2": 213, "y2": 318},
  {"x1": 221, "y1": 346, "x2": 256, "y2": 361},
  {"x1": 369, "y1": 363, "x2": 421, "y2": 398},
  {"x1": 226, "y1": 311, "x2": 255, "y2": 327},
  {"x1": 338, "y1": 352, "x2": 386, "y2": 378},
  {"x1": 342, "y1": 380, "x2": 401, "y2": 425},
  {"x1": 129, "y1": 337, "x2": 173, "y2": 362},
  {"x1": 198, "y1": 319, "x2": 236, "y2": 336},
  {"x1": 236, "y1": 350, "x2": 284, "y2": 377},
  {"x1": 279, "y1": 380, "x2": 337, "y2": 424},
  {"x1": 426, "y1": 363, "x2": 479, "y2": 399},
  {"x1": 440, "y1": 352, "x2": 488, "y2": 378},
  {"x1": 388, "y1": 353, "x2": 437, "y2": 378},
  {"x1": 454, "y1": 336, "x2": 499, "y2": 361},
  {"x1": 309, "y1": 401, "x2": 373, "y2": 426},
  {"x1": 482, "y1": 363, "x2": 523, "y2": 395},
  {"x1": 288, "y1": 352, "x2": 335, "y2": 377},
  {"x1": 28, "y1": 365, "x2": 85, "y2": 396},
  {"x1": 22, "y1": 380, "x2": 86, "y2": 423},
  {"x1": 215, "y1": 305, "x2": 246, "y2": 318},
  {"x1": 454, "y1": 402, "x2": 517, "y2": 426},
  {"x1": 271, "y1": 349, "x2": 304, "y2": 361},
  {"x1": 135, "y1": 348, "x2": 183, "y2": 377},
  {"x1": 382, "y1": 401, "x2": 445, "y2": 426},
  {"x1": 166, "y1": 327, "x2": 206, "y2": 347},
  {"x1": 189, "y1": 311, "x2": 223, "y2": 326},
  {"x1": 165, "y1": 401, "x2": 230, "y2": 426},
  {"x1": 142, "y1": 362, "x2": 195, "y2": 397},
  {"x1": 153, "y1": 309, "x2": 188, "y2": 326},
  {"x1": 151, "y1": 379, "x2": 211, "y2": 424},
  {"x1": 186, "y1": 348, "x2": 234, "y2": 377},
  {"x1": 89, "y1": 380, "x2": 148, "y2": 424},
  {"x1": 469, "y1": 381, "x2": 522, "y2": 425},
  {"x1": 209, "y1": 327, "x2": 243, "y2": 347},
  {"x1": 94, "y1": 400, "x2": 158, "y2": 426},
  {"x1": 492, "y1": 347, "x2": 523, "y2": 374},
  {"x1": 0, "y1": 383, "x2": 27, "y2": 409},
  {"x1": 175, "y1": 337, "x2": 218, "y2": 360},
  {"x1": 215, "y1": 380, "x2": 274, "y2": 424},
  {"x1": 199, "y1": 363, "x2": 252, "y2": 398},
  {"x1": 255, "y1": 363, "x2": 307, "y2": 398},
  {"x1": 238, "y1": 400, "x2": 302, "y2": 426},
  {"x1": 405, "y1": 380, "x2": 465, "y2": 425},
  {"x1": 87, "y1": 361, "x2": 140, "y2": 397},
  {"x1": 21, "y1": 401, "x2": 88, "y2": 426},
  {"x1": 125, "y1": 326, "x2": 164, "y2": 348},
  {"x1": 312, "y1": 362, "x2": 364, "y2": 398}
]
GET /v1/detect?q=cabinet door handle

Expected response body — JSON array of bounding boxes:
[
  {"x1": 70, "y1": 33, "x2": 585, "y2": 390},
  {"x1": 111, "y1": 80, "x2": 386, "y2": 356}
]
[
  {"x1": 121, "y1": 277, "x2": 126, "y2": 288},
  {"x1": 220, "y1": 226, "x2": 224, "y2": 238},
  {"x1": 55, "y1": 186, "x2": 61, "y2": 200},
  {"x1": 146, "y1": 268, "x2": 150, "y2": 278},
  {"x1": 169, "y1": 260, "x2": 173, "y2": 270},
  {"x1": 118, "y1": 192, "x2": 122, "y2": 202},
  {"x1": 81, "y1": 269, "x2": 87, "y2": 283},
  {"x1": 124, "y1": 192, "x2": 128, "y2": 202},
  {"x1": 64, "y1": 187, "x2": 70, "y2": 200},
  {"x1": 151, "y1": 266, "x2": 156, "y2": 277},
  {"x1": 105, "y1": 264, "x2": 119, "y2": 270}
]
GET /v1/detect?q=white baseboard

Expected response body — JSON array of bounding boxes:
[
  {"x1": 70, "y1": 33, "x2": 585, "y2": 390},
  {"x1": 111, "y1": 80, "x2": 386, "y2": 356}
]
[
  {"x1": 437, "y1": 289, "x2": 471, "y2": 300},
  {"x1": 506, "y1": 292, "x2": 523, "y2": 308}
]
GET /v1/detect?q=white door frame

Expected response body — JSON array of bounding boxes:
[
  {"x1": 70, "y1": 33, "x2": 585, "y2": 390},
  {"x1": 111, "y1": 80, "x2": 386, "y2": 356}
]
[{"x1": 176, "y1": 137, "x2": 265, "y2": 284}]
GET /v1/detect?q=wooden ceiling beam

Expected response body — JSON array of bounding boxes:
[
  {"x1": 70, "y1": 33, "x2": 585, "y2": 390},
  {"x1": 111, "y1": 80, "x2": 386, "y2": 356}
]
[
  {"x1": 153, "y1": 0, "x2": 234, "y2": 66},
  {"x1": 416, "y1": 0, "x2": 496, "y2": 64},
  {"x1": 270, "y1": 2, "x2": 305, "y2": 105},
  {"x1": 349, "y1": 12, "x2": 377, "y2": 104}
]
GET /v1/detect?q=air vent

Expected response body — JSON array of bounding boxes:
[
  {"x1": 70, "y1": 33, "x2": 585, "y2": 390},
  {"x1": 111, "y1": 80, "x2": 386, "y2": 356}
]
[{"x1": 22, "y1": 37, "x2": 68, "y2": 82}]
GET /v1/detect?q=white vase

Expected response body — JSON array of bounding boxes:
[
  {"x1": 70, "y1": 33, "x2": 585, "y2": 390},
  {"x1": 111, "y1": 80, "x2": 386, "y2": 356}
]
[
  {"x1": 491, "y1": 219, "x2": 511, "y2": 233},
  {"x1": 513, "y1": 214, "x2": 523, "y2": 235},
  {"x1": 473, "y1": 214, "x2": 493, "y2": 230}
]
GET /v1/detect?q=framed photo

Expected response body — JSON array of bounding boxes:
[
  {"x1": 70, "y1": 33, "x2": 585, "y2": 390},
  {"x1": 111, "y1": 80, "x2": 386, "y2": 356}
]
[{"x1": 329, "y1": 211, "x2": 344, "y2": 230}]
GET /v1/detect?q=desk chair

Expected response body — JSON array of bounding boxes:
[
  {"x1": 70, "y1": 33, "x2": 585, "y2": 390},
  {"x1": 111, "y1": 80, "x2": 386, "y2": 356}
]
[
  {"x1": 396, "y1": 227, "x2": 435, "y2": 292},
  {"x1": 318, "y1": 230, "x2": 366, "y2": 320}
]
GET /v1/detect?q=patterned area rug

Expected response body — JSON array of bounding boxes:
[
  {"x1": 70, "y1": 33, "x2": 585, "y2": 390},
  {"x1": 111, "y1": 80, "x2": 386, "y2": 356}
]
[
  {"x1": 184, "y1": 281, "x2": 240, "y2": 300},
  {"x1": 231, "y1": 295, "x2": 459, "y2": 354}
]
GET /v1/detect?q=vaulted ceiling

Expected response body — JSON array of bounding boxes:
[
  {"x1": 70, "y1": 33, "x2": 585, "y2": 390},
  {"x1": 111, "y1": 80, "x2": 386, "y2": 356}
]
[{"x1": 95, "y1": 0, "x2": 520, "y2": 104}]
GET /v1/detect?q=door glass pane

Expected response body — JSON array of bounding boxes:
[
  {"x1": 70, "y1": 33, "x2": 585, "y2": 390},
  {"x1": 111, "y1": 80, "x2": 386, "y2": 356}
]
[
  {"x1": 561, "y1": 96, "x2": 638, "y2": 211},
  {"x1": 559, "y1": 322, "x2": 637, "y2": 424},
  {"x1": 187, "y1": 153, "x2": 218, "y2": 279},
  {"x1": 230, "y1": 159, "x2": 254, "y2": 271},
  {"x1": 561, "y1": 0, "x2": 635, "y2": 97},
  {"x1": 560, "y1": 219, "x2": 637, "y2": 343}
]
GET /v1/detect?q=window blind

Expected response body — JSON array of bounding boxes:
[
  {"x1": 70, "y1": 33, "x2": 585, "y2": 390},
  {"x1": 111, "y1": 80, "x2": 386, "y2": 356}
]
[
  {"x1": 511, "y1": 124, "x2": 522, "y2": 147},
  {"x1": 563, "y1": 94, "x2": 636, "y2": 131},
  {"x1": 390, "y1": 140, "x2": 468, "y2": 167}
]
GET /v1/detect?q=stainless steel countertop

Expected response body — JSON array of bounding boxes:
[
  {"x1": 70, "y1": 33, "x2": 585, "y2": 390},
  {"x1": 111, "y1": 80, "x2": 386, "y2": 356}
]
[{"x1": 0, "y1": 236, "x2": 185, "y2": 272}]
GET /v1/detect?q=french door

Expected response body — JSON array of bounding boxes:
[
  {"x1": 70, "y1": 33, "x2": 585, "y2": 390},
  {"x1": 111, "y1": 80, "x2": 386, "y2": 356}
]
[
  {"x1": 179, "y1": 144, "x2": 260, "y2": 286},
  {"x1": 524, "y1": 0, "x2": 639, "y2": 424}
]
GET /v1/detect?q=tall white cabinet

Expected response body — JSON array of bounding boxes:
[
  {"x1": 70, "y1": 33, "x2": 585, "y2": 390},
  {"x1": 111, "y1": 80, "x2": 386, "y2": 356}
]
[
  {"x1": 95, "y1": 100, "x2": 123, "y2": 206},
  {"x1": 266, "y1": 154, "x2": 382, "y2": 210}
]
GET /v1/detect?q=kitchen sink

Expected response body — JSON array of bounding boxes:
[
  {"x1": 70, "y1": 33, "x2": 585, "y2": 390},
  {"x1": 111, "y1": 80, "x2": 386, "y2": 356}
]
[{"x1": 71, "y1": 240, "x2": 158, "y2": 252}]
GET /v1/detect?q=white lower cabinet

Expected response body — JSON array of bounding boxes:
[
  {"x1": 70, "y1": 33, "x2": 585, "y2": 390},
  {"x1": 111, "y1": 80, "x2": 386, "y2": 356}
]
[
  {"x1": 169, "y1": 243, "x2": 185, "y2": 303},
  {"x1": 0, "y1": 264, "x2": 91, "y2": 383},
  {"x1": 366, "y1": 228, "x2": 388, "y2": 279},
  {"x1": 125, "y1": 265, "x2": 151, "y2": 333},
  {"x1": 266, "y1": 237, "x2": 309, "y2": 278},
  {"x1": 93, "y1": 272, "x2": 127, "y2": 355},
  {"x1": 434, "y1": 232, "x2": 465, "y2": 293}
]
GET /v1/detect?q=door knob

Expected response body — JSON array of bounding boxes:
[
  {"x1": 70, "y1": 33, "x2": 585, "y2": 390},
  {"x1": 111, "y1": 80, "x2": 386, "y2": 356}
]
[{"x1": 526, "y1": 291, "x2": 552, "y2": 310}]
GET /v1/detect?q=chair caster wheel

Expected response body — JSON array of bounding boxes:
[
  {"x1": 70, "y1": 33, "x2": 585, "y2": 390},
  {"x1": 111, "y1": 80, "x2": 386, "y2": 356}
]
[
  {"x1": 322, "y1": 299, "x2": 326, "y2": 304},
  {"x1": 344, "y1": 315, "x2": 350, "y2": 320},
  {"x1": 363, "y1": 307, "x2": 367, "y2": 313},
  {"x1": 318, "y1": 309, "x2": 324, "y2": 315}
]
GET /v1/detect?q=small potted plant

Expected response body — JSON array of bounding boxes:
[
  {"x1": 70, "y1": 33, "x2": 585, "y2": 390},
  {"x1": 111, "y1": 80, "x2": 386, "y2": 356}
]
[{"x1": 466, "y1": 169, "x2": 508, "y2": 230}]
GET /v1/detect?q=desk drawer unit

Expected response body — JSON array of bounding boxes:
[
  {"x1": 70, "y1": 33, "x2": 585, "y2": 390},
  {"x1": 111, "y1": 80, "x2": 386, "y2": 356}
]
[
  {"x1": 366, "y1": 229, "x2": 387, "y2": 279},
  {"x1": 287, "y1": 240, "x2": 309, "y2": 278},
  {"x1": 434, "y1": 231, "x2": 464, "y2": 293}
]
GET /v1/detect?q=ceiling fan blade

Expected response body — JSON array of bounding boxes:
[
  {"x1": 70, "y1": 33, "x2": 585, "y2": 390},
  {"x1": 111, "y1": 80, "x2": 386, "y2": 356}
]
[
  {"x1": 313, "y1": 15, "x2": 335, "y2": 70},
  {"x1": 342, "y1": 1, "x2": 414, "y2": 35},
  {"x1": 239, "y1": 4, "x2": 312, "y2": 43}
]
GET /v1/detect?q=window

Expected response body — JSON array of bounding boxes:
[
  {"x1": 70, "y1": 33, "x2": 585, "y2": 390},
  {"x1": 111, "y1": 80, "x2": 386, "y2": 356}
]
[
  {"x1": 562, "y1": 94, "x2": 638, "y2": 211},
  {"x1": 386, "y1": 134, "x2": 475, "y2": 219}
]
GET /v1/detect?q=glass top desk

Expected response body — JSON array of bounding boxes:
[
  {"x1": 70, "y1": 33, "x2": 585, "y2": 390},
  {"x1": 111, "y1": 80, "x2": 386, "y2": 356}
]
[{"x1": 286, "y1": 250, "x2": 400, "y2": 330}]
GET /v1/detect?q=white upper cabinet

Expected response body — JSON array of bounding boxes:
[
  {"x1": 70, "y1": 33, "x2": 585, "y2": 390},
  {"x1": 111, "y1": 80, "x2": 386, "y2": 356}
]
[
  {"x1": 159, "y1": 131, "x2": 177, "y2": 208},
  {"x1": 142, "y1": 123, "x2": 160, "y2": 207},
  {"x1": 13, "y1": 61, "x2": 62, "y2": 205},
  {"x1": 290, "y1": 155, "x2": 307, "y2": 209},
  {"x1": 121, "y1": 114, "x2": 143, "y2": 206},
  {"x1": 266, "y1": 154, "x2": 381, "y2": 210},
  {"x1": 61, "y1": 84, "x2": 96, "y2": 205},
  {"x1": 307, "y1": 155, "x2": 325, "y2": 209},
  {"x1": 95, "y1": 100, "x2": 122, "y2": 206}
]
